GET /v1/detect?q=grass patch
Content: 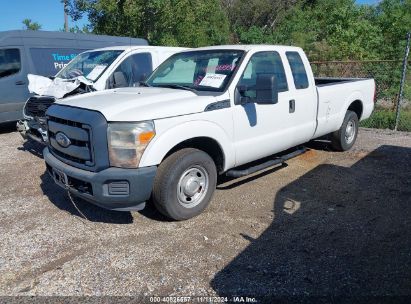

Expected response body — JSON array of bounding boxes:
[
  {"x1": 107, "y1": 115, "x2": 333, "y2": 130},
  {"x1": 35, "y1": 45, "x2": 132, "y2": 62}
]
[{"x1": 360, "y1": 108, "x2": 411, "y2": 132}]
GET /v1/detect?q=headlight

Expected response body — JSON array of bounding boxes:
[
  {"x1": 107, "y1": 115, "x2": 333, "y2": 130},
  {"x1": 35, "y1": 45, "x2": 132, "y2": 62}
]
[{"x1": 107, "y1": 121, "x2": 155, "y2": 168}]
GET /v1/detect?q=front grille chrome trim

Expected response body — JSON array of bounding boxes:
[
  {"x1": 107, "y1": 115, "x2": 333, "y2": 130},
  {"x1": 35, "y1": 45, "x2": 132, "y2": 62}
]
[{"x1": 47, "y1": 115, "x2": 94, "y2": 167}]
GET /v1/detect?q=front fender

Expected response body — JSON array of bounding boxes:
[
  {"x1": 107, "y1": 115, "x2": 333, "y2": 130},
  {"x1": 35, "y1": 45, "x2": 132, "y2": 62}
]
[{"x1": 139, "y1": 120, "x2": 235, "y2": 171}]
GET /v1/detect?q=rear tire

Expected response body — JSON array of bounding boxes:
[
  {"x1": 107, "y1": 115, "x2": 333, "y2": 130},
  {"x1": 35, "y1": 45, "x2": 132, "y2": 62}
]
[
  {"x1": 331, "y1": 110, "x2": 359, "y2": 151},
  {"x1": 152, "y1": 148, "x2": 217, "y2": 221}
]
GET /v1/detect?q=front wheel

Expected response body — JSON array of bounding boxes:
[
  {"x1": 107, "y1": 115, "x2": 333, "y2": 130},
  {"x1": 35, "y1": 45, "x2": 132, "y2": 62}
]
[
  {"x1": 331, "y1": 110, "x2": 359, "y2": 151},
  {"x1": 152, "y1": 148, "x2": 217, "y2": 220}
]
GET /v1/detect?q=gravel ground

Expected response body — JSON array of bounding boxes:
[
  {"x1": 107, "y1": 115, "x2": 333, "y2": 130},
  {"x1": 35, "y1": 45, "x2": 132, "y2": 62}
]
[{"x1": 0, "y1": 125, "x2": 410, "y2": 301}]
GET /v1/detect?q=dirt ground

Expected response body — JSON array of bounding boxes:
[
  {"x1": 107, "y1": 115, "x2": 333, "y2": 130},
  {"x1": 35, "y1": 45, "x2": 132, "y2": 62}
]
[{"x1": 0, "y1": 124, "x2": 410, "y2": 302}]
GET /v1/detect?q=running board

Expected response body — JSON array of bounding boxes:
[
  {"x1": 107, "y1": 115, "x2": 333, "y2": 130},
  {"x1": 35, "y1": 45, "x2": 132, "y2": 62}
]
[{"x1": 225, "y1": 147, "x2": 307, "y2": 178}]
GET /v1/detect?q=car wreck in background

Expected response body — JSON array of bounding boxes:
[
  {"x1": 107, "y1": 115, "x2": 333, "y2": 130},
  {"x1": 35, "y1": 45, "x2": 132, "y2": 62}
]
[{"x1": 17, "y1": 45, "x2": 187, "y2": 143}]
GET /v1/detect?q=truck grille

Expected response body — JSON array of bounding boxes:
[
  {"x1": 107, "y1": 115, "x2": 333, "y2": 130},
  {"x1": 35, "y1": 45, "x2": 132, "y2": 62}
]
[
  {"x1": 25, "y1": 96, "x2": 55, "y2": 117},
  {"x1": 47, "y1": 115, "x2": 94, "y2": 167}
]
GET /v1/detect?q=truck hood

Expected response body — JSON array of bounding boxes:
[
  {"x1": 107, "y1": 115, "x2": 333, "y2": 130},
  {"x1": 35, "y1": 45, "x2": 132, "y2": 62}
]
[{"x1": 56, "y1": 87, "x2": 218, "y2": 121}]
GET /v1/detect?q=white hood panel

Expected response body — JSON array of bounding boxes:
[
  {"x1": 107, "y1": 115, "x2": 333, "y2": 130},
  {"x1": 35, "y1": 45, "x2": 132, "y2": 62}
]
[{"x1": 57, "y1": 87, "x2": 216, "y2": 121}]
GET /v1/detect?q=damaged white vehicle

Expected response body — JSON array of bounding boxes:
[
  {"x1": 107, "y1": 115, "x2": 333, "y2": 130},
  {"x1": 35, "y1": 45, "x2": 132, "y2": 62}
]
[{"x1": 17, "y1": 45, "x2": 187, "y2": 143}]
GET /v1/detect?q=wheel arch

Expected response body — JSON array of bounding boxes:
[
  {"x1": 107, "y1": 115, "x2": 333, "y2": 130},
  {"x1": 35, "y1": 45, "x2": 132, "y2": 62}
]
[
  {"x1": 347, "y1": 99, "x2": 363, "y2": 120},
  {"x1": 344, "y1": 91, "x2": 364, "y2": 120},
  {"x1": 139, "y1": 121, "x2": 234, "y2": 173}
]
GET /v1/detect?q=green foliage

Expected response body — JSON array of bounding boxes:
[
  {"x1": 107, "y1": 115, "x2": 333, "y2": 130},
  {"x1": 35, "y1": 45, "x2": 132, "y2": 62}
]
[
  {"x1": 360, "y1": 108, "x2": 411, "y2": 132},
  {"x1": 59, "y1": 25, "x2": 91, "y2": 33},
  {"x1": 230, "y1": 0, "x2": 410, "y2": 61},
  {"x1": 360, "y1": 109, "x2": 396, "y2": 130},
  {"x1": 260, "y1": 0, "x2": 384, "y2": 60},
  {"x1": 374, "y1": 0, "x2": 411, "y2": 59},
  {"x1": 65, "y1": 0, "x2": 411, "y2": 61},
  {"x1": 22, "y1": 19, "x2": 42, "y2": 31},
  {"x1": 67, "y1": 0, "x2": 230, "y2": 47}
]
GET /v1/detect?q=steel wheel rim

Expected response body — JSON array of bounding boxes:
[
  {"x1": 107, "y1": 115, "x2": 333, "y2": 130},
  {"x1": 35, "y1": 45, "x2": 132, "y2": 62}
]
[
  {"x1": 177, "y1": 165, "x2": 209, "y2": 208},
  {"x1": 345, "y1": 119, "x2": 356, "y2": 144}
]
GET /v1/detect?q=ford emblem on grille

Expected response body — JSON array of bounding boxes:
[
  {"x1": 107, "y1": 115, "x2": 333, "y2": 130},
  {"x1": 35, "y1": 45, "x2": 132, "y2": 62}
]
[{"x1": 55, "y1": 132, "x2": 71, "y2": 148}]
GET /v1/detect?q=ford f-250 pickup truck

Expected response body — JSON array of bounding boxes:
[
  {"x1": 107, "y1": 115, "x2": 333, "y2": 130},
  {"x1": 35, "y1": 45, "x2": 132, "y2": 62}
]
[{"x1": 43, "y1": 45, "x2": 375, "y2": 220}]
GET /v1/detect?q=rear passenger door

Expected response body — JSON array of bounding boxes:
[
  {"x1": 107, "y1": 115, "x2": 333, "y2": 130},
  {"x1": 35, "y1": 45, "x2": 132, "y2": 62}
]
[
  {"x1": 284, "y1": 51, "x2": 317, "y2": 143},
  {"x1": 232, "y1": 51, "x2": 297, "y2": 166}
]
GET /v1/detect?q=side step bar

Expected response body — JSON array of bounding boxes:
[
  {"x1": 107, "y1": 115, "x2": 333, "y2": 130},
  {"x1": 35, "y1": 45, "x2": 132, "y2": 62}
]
[{"x1": 225, "y1": 147, "x2": 307, "y2": 178}]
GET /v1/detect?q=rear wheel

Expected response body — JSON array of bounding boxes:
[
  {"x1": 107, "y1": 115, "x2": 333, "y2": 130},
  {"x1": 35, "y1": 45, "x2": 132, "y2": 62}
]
[
  {"x1": 331, "y1": 110, "x2": 359, "y2": 151},
  {"x1": 152, "y1": 148, "x2": 217, "y2": 220}
]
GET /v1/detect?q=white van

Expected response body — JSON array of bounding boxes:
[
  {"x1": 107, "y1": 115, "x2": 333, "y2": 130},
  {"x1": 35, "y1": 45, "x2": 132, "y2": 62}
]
[{"x1": 18, "y1": 45, "x2": 188, "y2": 143}]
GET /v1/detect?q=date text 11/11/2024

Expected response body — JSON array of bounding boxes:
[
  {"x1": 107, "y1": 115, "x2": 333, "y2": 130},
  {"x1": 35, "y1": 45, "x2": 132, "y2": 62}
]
[{"x1": 149, "y1": 296, "x2": 257, "y2": 303}]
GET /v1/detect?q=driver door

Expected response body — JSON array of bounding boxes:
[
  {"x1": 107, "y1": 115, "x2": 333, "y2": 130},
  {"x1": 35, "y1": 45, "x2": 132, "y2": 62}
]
[{"x1": 232, "y1": 51, "x2": 296, "y2": 166}]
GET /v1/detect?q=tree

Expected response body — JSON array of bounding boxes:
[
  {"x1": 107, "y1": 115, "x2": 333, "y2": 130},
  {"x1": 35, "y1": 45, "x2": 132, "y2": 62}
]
[
  {"x1": 22, "y1": 19, "x2": 42, "y2": 31},
  {"x1": 250, "y1": 0, "x2": 383, "y2": 60},
  {"x1": 66, "y1": 0, "x2": 230, "y2": 47},
  {"x1": 374, "y1": 0, "x2": 411, "y2": 59},
  {"x1": 221, "y1": 0, "x2": 299, "y2": 43},
  {"x1": 59, "y1": 24, "x2": 91, "y2": 33}
]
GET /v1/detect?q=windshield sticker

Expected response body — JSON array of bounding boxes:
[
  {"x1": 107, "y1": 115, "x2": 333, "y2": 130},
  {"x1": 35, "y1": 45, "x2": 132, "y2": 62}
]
[
  {"x1": 199, "y1": 73, "x2": 227, "y2": 88},
  {"x1": 204, "y1": 64, "x2": 236, "y2": 73},
  {"x1": 86, "y1": 65, "x2": 107, "y2": 81}
]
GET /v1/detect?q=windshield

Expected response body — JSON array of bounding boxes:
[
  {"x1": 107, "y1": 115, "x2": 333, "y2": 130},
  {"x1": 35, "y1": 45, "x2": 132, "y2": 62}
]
[
  {"x1": 56, "y1": 50, "x2": 124, "y2": 81},
  {"x1": 146, "y1": 50, "x2": 244, "y2": 92}
]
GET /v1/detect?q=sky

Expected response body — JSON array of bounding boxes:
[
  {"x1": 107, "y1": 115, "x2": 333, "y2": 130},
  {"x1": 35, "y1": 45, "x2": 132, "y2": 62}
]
[
  {"x1": 0, "y1": 0, "x2": 88, "y2": 31},
  {"x1": 0, "y1": 0, "x2": 382, "y2": 32}
]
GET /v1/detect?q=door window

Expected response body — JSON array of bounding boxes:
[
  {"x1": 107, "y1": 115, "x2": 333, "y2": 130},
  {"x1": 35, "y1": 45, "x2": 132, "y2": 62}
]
[
  {"x1": 0, "y1": 49, "x2": 21, "y2": 78},
  {"x1": 286, "y1": 52, "x2": 309, "y2": 89},
  {"x1": 111, "y1": 53, "x2": 153, "y2": 88},
  {"x1": 238, "y1": 51, "x2": 288, "y2": 100}
]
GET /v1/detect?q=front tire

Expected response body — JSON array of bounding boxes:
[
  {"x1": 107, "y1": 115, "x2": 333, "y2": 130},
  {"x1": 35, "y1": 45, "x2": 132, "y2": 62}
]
[
  {"x1": 152, "y1": 148, "x2": 217, "y2": 220},
  {"x1": 331, "y1": 110, "x2": 359, "y2": 151}
]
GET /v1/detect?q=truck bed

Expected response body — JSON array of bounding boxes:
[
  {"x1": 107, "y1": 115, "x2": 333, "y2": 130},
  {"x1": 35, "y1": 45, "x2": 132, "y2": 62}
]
[
  {"x1": 313, "y1": 77, "x2": 375, "y2": 139},
  {"x1": 315, "y1": 77, "x2": 371, "y2": 87}
]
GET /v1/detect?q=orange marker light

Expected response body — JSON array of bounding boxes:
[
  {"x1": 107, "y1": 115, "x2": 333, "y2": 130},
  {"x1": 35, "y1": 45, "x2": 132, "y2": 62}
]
[{"x1": 138, "y1": 131, "x2": 155, "y2": 144}]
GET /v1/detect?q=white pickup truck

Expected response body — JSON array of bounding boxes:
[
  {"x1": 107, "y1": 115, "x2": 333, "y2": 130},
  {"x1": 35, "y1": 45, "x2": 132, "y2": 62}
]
[
  {"x1": 43, "y1": 45, "x2": 375, "y2": 220},
  {"x1": 17, "y1": 45, "x2": 187, "y2": 143}
]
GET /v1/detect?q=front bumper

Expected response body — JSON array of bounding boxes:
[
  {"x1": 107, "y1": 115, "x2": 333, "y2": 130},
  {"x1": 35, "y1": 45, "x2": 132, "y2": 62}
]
[
  {"x1": 43, "y1": 147, "x2": 157, "y2": 211},
  {"x1": 17, "y1": 119, "x2": 48, "y2": 144}
]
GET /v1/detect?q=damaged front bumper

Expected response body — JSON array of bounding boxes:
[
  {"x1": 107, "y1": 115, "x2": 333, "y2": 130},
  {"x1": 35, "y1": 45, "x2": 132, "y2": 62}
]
[{"x1": 17, "y1": 119, "x2": 48, "y2": 144}]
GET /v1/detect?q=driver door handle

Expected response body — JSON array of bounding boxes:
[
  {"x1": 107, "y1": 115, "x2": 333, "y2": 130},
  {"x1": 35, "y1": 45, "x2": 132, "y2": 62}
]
[
  {"x1": 289, "y1": 99, "x2": 295, "y2": 113},
  {"x1": 15, "y1": 80, "x2": 26, "y2": 86}
]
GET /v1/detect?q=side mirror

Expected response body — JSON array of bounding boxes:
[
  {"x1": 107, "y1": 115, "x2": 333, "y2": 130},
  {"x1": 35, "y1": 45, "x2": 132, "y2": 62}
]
[{"x1": 255, "y1": 74, "x2": 278, "y2": 104}]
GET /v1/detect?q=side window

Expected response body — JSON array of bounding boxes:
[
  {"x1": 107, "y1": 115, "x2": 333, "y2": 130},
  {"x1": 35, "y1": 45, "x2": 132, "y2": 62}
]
[
  {"x1": 286, "y1": 52, "x2": 309, "y2": 89},
  {"x1": 30, "y1": 48, "x2": 83, "y2": 76},
  {"x1": 130, "y1": 52, "x2": 153, "y2": 83},
  {"x1": 0, "y1": 49, "x2": 21, "y2": 78},
  {"x1": 112, "y1": 53, "x2": 153, "y2": 88},
  {"x1": 238, "y1": 51, "x2": 288, "y2": 99}
]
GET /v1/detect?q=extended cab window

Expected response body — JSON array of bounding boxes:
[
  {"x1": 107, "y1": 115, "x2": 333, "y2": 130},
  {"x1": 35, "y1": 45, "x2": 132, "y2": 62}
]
[
  {"x1": 238, "y1": 51, "x2": 288, "y2": 99},
  {"x1": 111, "y1": 53, "x2": 153, "y2": 88},
  {"x1": 286, "y1": 52, "x2": 309, "y2": 89},
  {"x1": 0, "y1": 48, "x2": 21, "y2": 78}
]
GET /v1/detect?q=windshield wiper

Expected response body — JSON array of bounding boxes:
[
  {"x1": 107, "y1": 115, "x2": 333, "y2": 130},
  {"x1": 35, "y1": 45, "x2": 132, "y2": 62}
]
[
  {"x1": 155, "y1": 84, "x2": 197, "y2": 93},
  {"x1": 138, "y1": 81, "x2": 151, "y2": 87}
]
